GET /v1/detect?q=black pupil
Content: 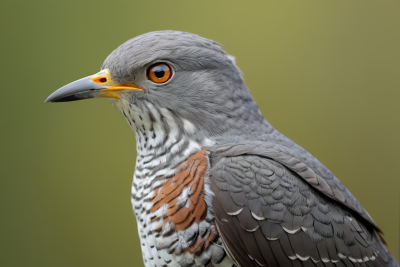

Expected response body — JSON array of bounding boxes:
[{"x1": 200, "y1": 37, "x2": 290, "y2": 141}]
[{"x1": 153, "y1": 66, "x2": 165, "y2": 78}]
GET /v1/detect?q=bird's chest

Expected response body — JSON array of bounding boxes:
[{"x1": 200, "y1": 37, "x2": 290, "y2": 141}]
[{"x1": 131, "y1": 148, "x2": 228, "y2": 267}]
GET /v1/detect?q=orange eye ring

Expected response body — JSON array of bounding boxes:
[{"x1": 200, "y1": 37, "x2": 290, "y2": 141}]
[{"x1": 147, "y1": 63, "x2": 172, "y2": 83}]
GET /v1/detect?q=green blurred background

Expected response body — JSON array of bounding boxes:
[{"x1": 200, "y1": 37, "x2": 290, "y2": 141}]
[{"x1": 1, "y1": 1, "x2": 399, "y2": 266}]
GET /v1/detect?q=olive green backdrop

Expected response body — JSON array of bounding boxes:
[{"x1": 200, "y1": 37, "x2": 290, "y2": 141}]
[{"x1": 1, "y1": 1, "x2": 399, "y2": 266}]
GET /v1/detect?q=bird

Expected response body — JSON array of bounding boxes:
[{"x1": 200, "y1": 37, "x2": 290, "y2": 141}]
[{"x1": 45, "y1": 31, "x2": 399, "y2": 267}]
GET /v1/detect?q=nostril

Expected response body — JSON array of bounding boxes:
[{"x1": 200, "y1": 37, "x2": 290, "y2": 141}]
[{"x1": 99, "y1": 78, "x2": 107, "y2": 83}]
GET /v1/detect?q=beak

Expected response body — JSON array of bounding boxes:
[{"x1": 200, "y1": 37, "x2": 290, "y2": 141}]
[{"x1": 45, "y1": 69, "x2": 144, "y2": 103}]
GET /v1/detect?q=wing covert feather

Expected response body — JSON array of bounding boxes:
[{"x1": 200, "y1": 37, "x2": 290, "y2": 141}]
[
  {"x1": 211, "y1": 142, "x2": 375, "y2": 227},
  {"x1": 210, "y1": 154, "x2": 397, "y2": 267}
]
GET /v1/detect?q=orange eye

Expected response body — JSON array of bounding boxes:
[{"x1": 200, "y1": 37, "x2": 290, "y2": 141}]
[{"x1": 147, "y1": 63, "x2": 172, "y2": 83}]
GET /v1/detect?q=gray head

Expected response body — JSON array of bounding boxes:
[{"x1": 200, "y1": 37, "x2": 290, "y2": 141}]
[{"x1": 46, "y1": 31, "x2": 271, "y2": 144}]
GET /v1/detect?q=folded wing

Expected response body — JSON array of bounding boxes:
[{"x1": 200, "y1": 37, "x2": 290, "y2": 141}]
[{"x1": 210, "y1": 154, "x2": 396, "y2": 267}]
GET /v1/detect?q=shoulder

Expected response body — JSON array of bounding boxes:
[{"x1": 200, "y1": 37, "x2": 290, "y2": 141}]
[{"x1": 209, "y1": 141, "x2": 376, "y2": 228}]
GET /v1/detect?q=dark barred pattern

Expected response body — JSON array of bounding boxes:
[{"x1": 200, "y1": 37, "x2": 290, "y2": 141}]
[{"x1": 114, "y1": 99, "x2": 232, "y2": 266}]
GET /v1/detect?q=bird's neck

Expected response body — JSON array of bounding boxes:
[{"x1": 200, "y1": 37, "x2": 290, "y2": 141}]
[{"x1": 115, "y1": 98, "x2": 214, "y2": 186}]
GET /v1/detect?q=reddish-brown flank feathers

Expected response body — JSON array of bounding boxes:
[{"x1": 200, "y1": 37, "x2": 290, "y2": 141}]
[{"x1": 150, "y1": 149, "x2": 208, "y2": 231}]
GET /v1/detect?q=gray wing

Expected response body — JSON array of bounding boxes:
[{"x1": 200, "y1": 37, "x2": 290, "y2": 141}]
[
  {"x1": 212, "y1": 142, "x2": 376, "y2": 228},
  {"x1": 210, "y1": 155, "x2": 397, "y2": 267}
]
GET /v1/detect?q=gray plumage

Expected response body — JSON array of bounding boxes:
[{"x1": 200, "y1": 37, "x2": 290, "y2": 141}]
[
  {"x1": 211, "y1": 154, "x2": 392, "y2": 266},
  {"x1": 46, "y1": 30, "x2": 398, "y2": 267}
]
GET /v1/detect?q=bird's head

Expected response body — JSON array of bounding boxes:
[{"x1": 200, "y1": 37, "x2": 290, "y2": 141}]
[{"x1": 46, "y1": 31, "x2": 266, "y2": 143}]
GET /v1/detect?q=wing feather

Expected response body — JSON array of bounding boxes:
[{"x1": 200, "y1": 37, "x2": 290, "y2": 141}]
[
  {"x1": 211, "y1": 142, "x2": 376, "y2": 227},
  {"x1": 210, "y1": 154, "x2": 397, "y2": 267}
]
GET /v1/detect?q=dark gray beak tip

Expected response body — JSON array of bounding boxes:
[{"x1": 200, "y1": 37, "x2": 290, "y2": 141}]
[
  {"x1": 45, "y1": 75, "x2": 107, "y2": 103},
  {"x1": 44, "y1": 93, "x2": 57, "y2": 103}
]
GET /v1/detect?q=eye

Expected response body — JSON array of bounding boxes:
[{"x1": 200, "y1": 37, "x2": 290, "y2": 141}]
[{"x1": 147, "y1": 63, "x2": 172, "y2": 83}]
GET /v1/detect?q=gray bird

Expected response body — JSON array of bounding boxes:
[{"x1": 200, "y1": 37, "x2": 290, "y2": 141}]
[{"x1": 46, "y1": 31, "x2": 398, "y2": 267}]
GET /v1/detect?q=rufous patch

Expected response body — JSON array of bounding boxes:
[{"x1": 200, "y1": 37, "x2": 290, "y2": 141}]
[{"x1": 150, "y1": 148, "x2": 208, "y2": 231}]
